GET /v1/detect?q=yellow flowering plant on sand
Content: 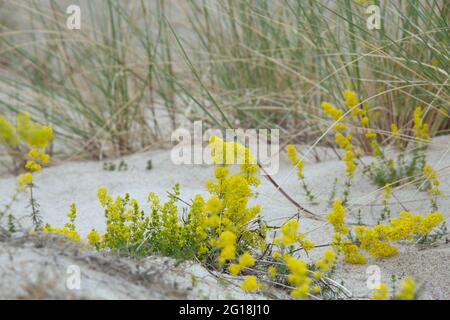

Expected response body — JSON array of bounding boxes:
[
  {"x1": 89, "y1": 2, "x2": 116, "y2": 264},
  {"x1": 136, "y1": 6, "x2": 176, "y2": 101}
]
[
  {"x1": 321, "y1": 91, "x2": 442, "y2": 216},
  {"x1": 0, "y1": 112, "x2": 53, "y2": 231},
  {"x1": 371, "y1": 276, "x2": 417, "y2": 300},
  {"x1": 321, "y1": 92, "x2": 431, "y2": 185},
  {"x1": 75, "y1": 136, "x2": 266, "y2": 265},
  {"x1": 0, "y1": 112, "x2": 53, "y2": 174},
  {"x1": 42, "y1": 134, "x2": 444, "y2": 300},
  {"x1": 327, "y1": 199, "x2": 444, "y2": 262},
  {"x1": 286, "y1": 145, "x2": 315, "y2": 204}
]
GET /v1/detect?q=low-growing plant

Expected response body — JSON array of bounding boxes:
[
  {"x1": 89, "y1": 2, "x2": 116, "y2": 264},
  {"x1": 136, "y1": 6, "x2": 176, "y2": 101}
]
[
  {"x1": 0, "y1": 112, "x2": 53, "y2": 231},
  {"x1": 321, "y1": 90, "x2": 441, "y2": 210},
  {"x1": 43, "y1": 136, "x2": 445, "y2": 299},
  {"x1": 371, "y1": 276, "x2": 417, "y2": 300}
]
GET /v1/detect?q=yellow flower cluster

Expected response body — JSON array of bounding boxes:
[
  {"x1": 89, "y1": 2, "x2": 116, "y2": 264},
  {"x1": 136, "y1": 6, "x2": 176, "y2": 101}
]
[
  {"x1": 423, "y1": 164, "x2": 441, "y2": 195},
  {"x1": 209, "y1": 136, "x2": 260, "y2": 186},
  {"x1": 395, "y1": 276, "x2": 416, "y2": 300},
  {"x1": 0, "y1": 114, "x2": 18, "y2": 145},
  {"x1": 371, "y1": 276, "x2": 417, "y2": 300},
  {"x1": 371, "y1": 283, "x2": 389, "y2": 300},
  {"x1": 16, "y1": 113, "x2": 53, "y2": 149},
  {"x1": 273, "y1": 219, "x2": 315, "y2": 252},
  {"x1": 354, "y1": 211, "x2": 444, "y2": 258},
  {"x1": 87, "y1": 229, "x2": 101, "y2": 246},
  {"x1": 343, "y1": 89, "x2": 359, "y2": 109},
  {"x1": 286, "y1": 144, "x2": 304, "y2": 177},
  {"x1": 285, "y1": 255, "x2": 310, "y2": 298},
  {"x1": 217, "y1": 231, "x2": 237, "y2": 263},
  {"x1": 328, "y1": 199, "x2": 443, "y2": 263},
  {"x1": 327, "y1": 199, "x2": 367, "y2": 264},
  {"x1": 43, "y1": 204, "x2": 80, "y2": 241},
  {"x1": 322, "y1": 102, "x2": 346, "y2": 130},
  {"x1": 17, "y1": 172, "x2": 33, "y2": 188},
  {"x1": 413, "y1": 106, "x2": 429, "y2": 140},
  {"x1": 315, "y1": 249, "x2": 336, "y2": 273},
  {"x1": 80, "y1": 137, "x2": 266, "y2": 264},
  {"x1": 0, "y1": 113, "x2": 53, "y2": 190},
  {"x1": 240, "y1": 275, "x2": 261, "y2": 291},
  {"x1": 335, "y1": 133, "x2": 352, "y2": 150},
  {"x1": 229, "y1": 252, "x2": 255, "y2": 275},
  {"x1": 326, "y1": 199, "x2": 349, "y2": 235}
]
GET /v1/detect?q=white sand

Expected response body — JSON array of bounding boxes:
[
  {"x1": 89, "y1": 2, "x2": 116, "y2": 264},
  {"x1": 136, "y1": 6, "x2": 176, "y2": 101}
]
[{"x1": 0, "y1": 135, "x2": 449, "y2": 299}]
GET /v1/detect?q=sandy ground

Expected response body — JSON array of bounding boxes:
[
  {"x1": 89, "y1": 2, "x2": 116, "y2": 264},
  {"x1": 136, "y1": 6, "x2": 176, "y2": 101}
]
[
  {"x1": 0, "y1": 135, "x2": 449, "y2": 299},
  {"x1": 0, "y1": 234, "x2": 264, "y2": 299}
]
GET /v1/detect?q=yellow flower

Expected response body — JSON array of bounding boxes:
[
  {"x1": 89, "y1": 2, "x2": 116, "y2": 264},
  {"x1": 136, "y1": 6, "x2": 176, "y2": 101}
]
[
  {"x1": 229, "y1": 263, "x2": 242, "y2": 276},
  {"x1": 315, "y1": 249, "x2": 336, "y2": 271},
  {"x1": 286, "y1": 144, "x2": 304, "y2": 177},
  {"x1": 360, "y1": 116, "x2": 369, "y2": 126},
  {"x1": 326, "y1": 199, "x2": 349, "y2": 235},
  {"x1": 17, "y1": 112, "x2": 53, "y2": 148},
  {"x1": 302, "y1": 239, "x2": 315, "y2": 252},
  {"x1": 25, "y1": 160, "x2": 41, "y2": 172},
  {"x1": 343, "y1": 89, "x2": 359, "y2": 108},
  {"x1": 342, "y1": 149, "x2": 356, "y2": 176},
  {"x1": 413, "y1": 106, "x2": 429, "y2": 140},
  {"x1": 239, "y1": 252, "x2": 255, "y2": 267},
  {"x1": 44, "y1": 225, "x2": 80, "y2": 241},
  {"x1": 418, "y1": 212, "x2": 444, "y2": 234},
  {"x1": 335, "y1": 133, "x2": 352, "y2": 150},
  {"x1": 291, "y1": 284, "x2": 309, "y2": 299},
  {"x1": 322, "y1": 101, "x2": 343, "y2": 121},
  {"x1": 371, "y1": 283, "x2": 389, "y2": 300},
  {"x1": 276, "y1": 219, "x2": 302, "y2": 246},
  {"x1": 272, "y1": 251, "x2": 282, "y2": 259},
  {"x1": 18, "y1": 172, "x2": 33, "y2": 187},
  {"x1": 97, "y1": 186, "x2": 110, "y2": 207},
  {"x1": 205, "y1": 195, "x2": 223, "y2": 214},
  {"x1": 0, "y1": 114, "x2": 18, "y2": 145},
  {"x1": 28, "y1": 149, "x2": 50, "y2": 164},
  {"x1": 365, "y1": 129, "x2": 377, "y2": 140},
  {"x1": 395, "y1": 276, "x2": 416, "y2": 300},
  {"x1": 240, "y1": 276, "x2": 260, "y2": 292},
  {"x1": 87, "y1": 229, "x2": 101, "y2": 246},
  {"x1": 267, "y1": 266, "x2": 277, "y2": 279},
  {"x1": 217, "y1": 231, "x2": 237, "y2": 263}
]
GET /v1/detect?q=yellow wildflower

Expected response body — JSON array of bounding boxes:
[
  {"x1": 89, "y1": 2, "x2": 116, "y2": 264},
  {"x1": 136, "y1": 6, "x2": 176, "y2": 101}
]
[
  {"x1": 239, "y1": 252, "x2": 255, "y2": 268},
  {"x1": 371, "y1": 283, "x2": 389, "y2": 300},
  {"x1": 87, "y1": 229, "x2": 101, "y2": 246},
  {"x1": 360, "y1": 116, "x2": 369, "y2": 126},
  {"x1": 25, "y1": 160, "x2": 41, "y2": 172},
  {"x1": 395, "y1": 276, "x2": 416, "y2": 300},
  {"x1": 343, "y1": 89, "x2": 359, "y2": 108},
  {"x1": 217, "y1": 231, "x2": 237, "y2": 263},
  {"x1": 229, "y1": 263, "x2": 242, "y2": 276},
  {"x1": 28, "y1": 149, "x2": 49, "y2": 164},
  {"x1": 18, "y1": 172, "x2": 33, "y2": 187},
  {"x1": 0, "y1": 115, "x2": 18, "y2": 145},
  {"x1": 267, "y1": 266, "x2": 277, "y2": 279},
  {"x1": 286, "y1": 144, "x2": 304, "y2": 177},
  {"x1": 240, "y1": 276, "x2": 260, "y2": 292},
  {"x1": 326, "y1": 199, "x2": 349, "y2": 235}
]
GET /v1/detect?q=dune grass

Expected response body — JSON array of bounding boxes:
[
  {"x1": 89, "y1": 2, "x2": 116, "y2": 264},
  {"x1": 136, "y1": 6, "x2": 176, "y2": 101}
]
[{"x1": 0, "y1": 0, "x2": 448, "y2": 161}]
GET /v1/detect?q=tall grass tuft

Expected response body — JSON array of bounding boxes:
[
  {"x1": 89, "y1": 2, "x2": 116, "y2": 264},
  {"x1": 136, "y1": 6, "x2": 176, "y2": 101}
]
[
  {"x1": 183, "y1": 0, "x2": 449, "y2": 145},
  {"x1": 0, "y1": 0, "x2": 183, "y2": 159},
  {"x1": 0, "y1": 0, "x2": 448, "y2": 161}
]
